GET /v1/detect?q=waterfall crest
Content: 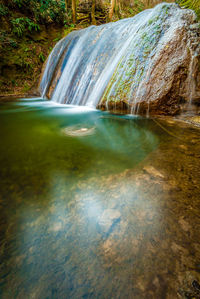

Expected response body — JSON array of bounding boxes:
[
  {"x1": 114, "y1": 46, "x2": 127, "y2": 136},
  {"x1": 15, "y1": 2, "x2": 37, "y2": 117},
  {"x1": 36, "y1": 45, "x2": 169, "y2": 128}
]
[{"x1": 40, "y1": 3, "x2": 199, "y2": 114}]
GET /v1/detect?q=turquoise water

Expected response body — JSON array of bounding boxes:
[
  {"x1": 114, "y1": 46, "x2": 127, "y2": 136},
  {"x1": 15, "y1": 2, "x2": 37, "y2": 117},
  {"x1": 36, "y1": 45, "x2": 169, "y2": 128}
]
[
  {"x1": 1, "y1": 99, "x2": 200, "y2": 298},
  {"x1": 0, "y1": 98, "x2": 159, "y2": 187}
]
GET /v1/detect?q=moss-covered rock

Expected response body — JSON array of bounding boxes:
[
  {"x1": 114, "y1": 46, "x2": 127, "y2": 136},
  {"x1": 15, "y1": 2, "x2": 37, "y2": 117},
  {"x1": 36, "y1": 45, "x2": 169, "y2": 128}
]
[{"x1": 98, "y1": 3, "x2": 200, "y2": 115}]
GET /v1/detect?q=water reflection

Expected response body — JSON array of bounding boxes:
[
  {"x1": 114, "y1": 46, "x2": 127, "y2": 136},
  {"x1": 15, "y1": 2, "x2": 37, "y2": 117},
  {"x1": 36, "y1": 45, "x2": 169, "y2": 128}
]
[{"x1": 0, "y1": 99, "x2": 200, "y2": 298}]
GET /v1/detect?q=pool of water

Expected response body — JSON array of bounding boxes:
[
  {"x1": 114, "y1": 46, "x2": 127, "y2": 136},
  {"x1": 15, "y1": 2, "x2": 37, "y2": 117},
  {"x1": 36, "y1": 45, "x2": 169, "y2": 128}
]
[{"x1": 0, "y1": 98, "x2": 200, "y2": 298}]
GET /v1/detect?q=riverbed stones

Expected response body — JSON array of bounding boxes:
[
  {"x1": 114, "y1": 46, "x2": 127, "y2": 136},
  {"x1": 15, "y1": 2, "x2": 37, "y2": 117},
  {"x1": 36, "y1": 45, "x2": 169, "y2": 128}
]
[
  {"x1": 98, "y1": 209, "x2": 121, "y2": 235},
  {"x1": 178, "y1": 217, "x2": 191, "y2": 232},
  {"x1": 143, "y1": 166, "x2": 164, "y2": 179}
]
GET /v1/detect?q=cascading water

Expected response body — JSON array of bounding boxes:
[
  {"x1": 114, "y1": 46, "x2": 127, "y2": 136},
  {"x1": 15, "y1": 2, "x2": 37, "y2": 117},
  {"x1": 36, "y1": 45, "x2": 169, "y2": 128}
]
[{"x1": 40, "y1": 3, "x2": 199, "y2": 114}]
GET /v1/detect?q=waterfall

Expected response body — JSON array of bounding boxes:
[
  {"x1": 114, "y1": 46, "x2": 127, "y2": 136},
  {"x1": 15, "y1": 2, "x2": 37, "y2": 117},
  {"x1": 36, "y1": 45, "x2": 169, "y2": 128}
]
[{"x1": 40, "y1": 3, "x2": 198, "y2": 113}]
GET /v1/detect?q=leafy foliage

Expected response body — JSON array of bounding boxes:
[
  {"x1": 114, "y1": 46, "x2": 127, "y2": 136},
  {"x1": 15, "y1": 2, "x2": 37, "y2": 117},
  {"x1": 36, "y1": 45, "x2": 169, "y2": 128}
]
[
  {"x1": 129, "y1": 0, "x2": 144, "y2": 14},
  {"x1": 10, "y1": 0, "x2": 66, "y2": 24},
  {"x1": 177, "y1": 0, "x2": 200, "y2": 19},
  {"x1": 0, "y1": 30, "x2": 18, "y2": 48},
  {"x1": 12, "y1": 0, "x2": 27, "y2": 8},
  {"x1": 0, "y1": 4, "x2": 9, "y2": 16},
  {"x1": 11, "y1": 17, "x2": 40, "y2": 37},
  {"x1": 39, "y1": 52, "x2": 45, "y2": 62},
  {"x1": 36, "y1": 0, "x2": 66, "y2": 24}
]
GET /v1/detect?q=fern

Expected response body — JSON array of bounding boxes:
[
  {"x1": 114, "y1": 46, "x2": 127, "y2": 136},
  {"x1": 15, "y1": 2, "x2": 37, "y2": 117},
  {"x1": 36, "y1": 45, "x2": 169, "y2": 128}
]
[
  {"x1": 0, "y1": 4, "x2": 9, "y2": 17},
  {"x1": 11, "y1": 18, "x2": 40, "y2": 37},
  {"x1": 178, "y1": 0, "x2": 200, "y2": 19}
]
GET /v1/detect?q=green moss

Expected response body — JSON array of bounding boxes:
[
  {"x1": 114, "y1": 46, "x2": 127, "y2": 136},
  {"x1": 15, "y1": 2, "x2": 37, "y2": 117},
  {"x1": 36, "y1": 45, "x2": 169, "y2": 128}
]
[
  {"x1": 102, "y1": 7, "x2": 167, "y2": 107},
  {"x1": 162, "y1": 5, "x2": 170, "y2": 15},
  {"x1": 148, "y1": 16, "x2": 159, "y2": 26}
]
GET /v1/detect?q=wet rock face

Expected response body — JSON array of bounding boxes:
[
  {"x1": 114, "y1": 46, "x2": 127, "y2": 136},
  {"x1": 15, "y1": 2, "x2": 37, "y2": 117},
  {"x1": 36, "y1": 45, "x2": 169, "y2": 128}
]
[
  {"x1": 40, "y1": 3, "x2": 200, "y2": 115},
  {"x1": 99, "y1": 5, "x2": 200, "y2": 115}
]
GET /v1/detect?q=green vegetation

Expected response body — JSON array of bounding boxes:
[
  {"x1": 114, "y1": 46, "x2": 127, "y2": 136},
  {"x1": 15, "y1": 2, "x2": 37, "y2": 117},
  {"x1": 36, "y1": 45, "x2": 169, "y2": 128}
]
[
  {"x1": 128, "y1": 0, "x2": 144, "y2": 14},
  {"x1": 178, "y1": 0, "x2": 200, "y2": 19},
  {"x1": 0, "y1": 0, "x2": 67, "y2": 94},
  {"x1": 0, "y1": 4, "x2": 8, "y2": 16},
  {"x1": 0, "y1": 0, "x2": 198, "y2": 95},
  {"x1": 11, "y1": 17, "x2": 40, "y2": 37},
  {"x1": 10, "y1": 0, "x2": 66, "y2": 24}
]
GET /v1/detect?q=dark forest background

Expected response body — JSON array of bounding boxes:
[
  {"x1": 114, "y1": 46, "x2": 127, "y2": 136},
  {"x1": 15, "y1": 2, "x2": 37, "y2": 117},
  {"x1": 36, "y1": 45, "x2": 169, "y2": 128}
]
[{"x1": 0, "y1": 0, "x2": 199, "y2": 95}]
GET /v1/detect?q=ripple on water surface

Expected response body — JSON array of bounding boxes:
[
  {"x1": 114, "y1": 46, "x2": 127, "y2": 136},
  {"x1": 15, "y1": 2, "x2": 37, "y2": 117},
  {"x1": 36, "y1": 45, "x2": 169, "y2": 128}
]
[{"x1": 62, "y1": 125, "x2": 96, "y2": 137}]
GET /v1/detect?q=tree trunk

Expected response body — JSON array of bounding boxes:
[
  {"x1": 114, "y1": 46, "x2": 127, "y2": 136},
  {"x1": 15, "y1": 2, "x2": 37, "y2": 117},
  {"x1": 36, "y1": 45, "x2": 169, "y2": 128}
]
[
  {"x1": 91, "y1": 0, "x2": 96, "y2": 25},
  {"x1": 146, "y1": 0, "x2": 150, "y2": 7},
  {"x1": 65, "y1": 0, "x2": 71, "y2": 14},
  {"x1": 115, "y1": 0, "x2": 121, "y2": 18},
  {"x1": 72, "y1": 0, "x2": 77, "y2": 24},
  {"x1": 109, "y1": 0, "x2": 115, "y2": 21}
]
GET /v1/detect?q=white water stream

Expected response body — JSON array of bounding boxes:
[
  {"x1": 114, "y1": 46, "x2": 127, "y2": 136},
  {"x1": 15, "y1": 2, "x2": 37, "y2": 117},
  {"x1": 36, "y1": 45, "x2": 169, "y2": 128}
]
[{"x1": 40, "y1": 3, "x2": 197, "y2": 112}]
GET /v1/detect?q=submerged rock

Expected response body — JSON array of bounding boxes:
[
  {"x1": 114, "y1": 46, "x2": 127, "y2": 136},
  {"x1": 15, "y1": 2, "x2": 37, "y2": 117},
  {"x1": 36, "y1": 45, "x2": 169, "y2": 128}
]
[
  {"x1": 98, "y1": 209, "x2": 121, "y2": 235},
  {"x1": 40, "y1": 3, "x2": 200, "y2": 115},
  {"x1": 143, "y1": 166, "x2": 164, "y2": 179}
]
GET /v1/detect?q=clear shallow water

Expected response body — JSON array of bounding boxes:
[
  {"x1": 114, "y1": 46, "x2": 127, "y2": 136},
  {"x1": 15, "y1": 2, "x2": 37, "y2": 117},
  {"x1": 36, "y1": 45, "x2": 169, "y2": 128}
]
[
  {"x1": 0, "y1": 99, "x2": 200, "y2": 298},
  {"x1": 0, "y1": 98, "x2": 159, "y2": 182}
]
